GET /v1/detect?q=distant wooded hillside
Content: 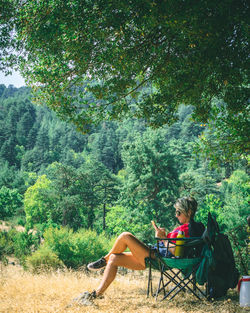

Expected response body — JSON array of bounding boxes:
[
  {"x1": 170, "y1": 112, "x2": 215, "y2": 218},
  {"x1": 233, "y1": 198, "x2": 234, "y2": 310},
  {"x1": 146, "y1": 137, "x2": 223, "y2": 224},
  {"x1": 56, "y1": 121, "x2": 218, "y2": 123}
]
[{"x1": 0, "y1": 85, "x2": 248, "y2": 274}]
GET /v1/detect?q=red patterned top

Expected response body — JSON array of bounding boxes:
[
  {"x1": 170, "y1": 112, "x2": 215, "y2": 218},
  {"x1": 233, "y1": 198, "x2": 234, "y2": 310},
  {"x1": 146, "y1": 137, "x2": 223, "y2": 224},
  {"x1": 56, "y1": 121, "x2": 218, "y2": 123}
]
[{"x1": 166, "y1": 223, "x2": 189, "y2": 239}]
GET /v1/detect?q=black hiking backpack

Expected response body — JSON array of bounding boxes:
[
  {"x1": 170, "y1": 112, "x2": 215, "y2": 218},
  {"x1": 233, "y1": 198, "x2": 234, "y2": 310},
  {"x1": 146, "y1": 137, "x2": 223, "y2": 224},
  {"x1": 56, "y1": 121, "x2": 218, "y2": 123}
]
[{"x1": 207, "y1": 213, "x2": 239, "y2": 299}]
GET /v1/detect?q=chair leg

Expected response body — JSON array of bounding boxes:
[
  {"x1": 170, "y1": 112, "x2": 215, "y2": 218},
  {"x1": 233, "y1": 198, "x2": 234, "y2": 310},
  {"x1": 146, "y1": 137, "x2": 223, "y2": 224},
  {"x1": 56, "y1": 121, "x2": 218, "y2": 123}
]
[
  {"x1": 192, "y1": 273, "x2": 196, "y2": 292},
  {"x1": 155, "y1": 262, "x2": 166, "y2": 299},
  {"x1": 158, "y1": 267, "x2": 207, "y2": 301},
  {"x1": 147, "y1": 262, "x2": 153, "y2": 297}
]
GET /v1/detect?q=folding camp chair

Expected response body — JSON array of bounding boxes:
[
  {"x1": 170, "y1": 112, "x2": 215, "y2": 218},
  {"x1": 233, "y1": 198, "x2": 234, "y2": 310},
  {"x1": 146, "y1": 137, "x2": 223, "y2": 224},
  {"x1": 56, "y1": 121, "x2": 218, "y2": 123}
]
[{"x1": 146, "y1": 235, "x2": 210, "y2": 301}]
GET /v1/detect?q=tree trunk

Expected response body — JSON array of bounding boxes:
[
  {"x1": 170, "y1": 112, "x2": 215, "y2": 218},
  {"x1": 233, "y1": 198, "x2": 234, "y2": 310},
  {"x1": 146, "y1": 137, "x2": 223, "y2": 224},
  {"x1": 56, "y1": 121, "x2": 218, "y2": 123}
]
[{"x1": 103, "y1": 202, "x2": 106, "y2": 230}]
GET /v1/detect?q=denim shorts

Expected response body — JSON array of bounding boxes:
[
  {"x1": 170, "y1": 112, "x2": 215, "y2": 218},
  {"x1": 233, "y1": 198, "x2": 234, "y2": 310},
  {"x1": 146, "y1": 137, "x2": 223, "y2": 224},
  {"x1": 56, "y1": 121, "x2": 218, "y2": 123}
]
[{"x1": 152, "y1": 242, "x2": 173, "y2": 258}]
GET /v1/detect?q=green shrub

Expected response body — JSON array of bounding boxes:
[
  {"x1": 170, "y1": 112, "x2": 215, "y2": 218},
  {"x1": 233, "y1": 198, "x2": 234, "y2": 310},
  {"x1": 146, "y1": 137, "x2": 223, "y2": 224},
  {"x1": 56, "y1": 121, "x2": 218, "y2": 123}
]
[
  {"x1": 0, "y1": 231, "x2": 9, "y2": 264},
  {"x1": 42, "y1": 227, "x2": 76, "y2": 268},
  {"x1": 26, "y1": 246, "x2": 64, "y2": 273},
  {"x1": 73, "y1": 228, "x2": 114, "y2": 266},
  {"x1": 17, "y1": 217, "x2": 26, "y2": 227},
  {"x1": 12, "y1": 231, "x2": 40, "y2": 265},
  {"x1": 0, "y1": 186, "x2": 23, "y2": 219},
  {"x1": 0, "y1": 229, "x2": 17, "y2": 257},
  {"x1": 0, "y1": 229, "x2": 41, "y2": 267},
  {"x1": 43, "y1": 227, "x2": 115, "y2": 269},
  {"x1": 105, "y1": 205, "x2": 151, "y2": 243}
]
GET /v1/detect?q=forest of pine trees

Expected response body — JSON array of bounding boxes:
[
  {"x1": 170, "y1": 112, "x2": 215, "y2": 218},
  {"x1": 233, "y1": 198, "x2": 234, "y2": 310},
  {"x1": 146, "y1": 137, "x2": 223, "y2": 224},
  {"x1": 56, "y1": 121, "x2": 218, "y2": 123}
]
[{"x1": 0, "y1": 84, "x2": 248, "y2": 272}]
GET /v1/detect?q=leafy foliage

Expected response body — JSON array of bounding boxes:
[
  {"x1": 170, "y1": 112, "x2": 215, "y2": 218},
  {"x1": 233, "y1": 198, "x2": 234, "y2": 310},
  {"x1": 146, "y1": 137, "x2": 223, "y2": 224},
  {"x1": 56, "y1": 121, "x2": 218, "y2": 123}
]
[
  {"x1": 40, "y1": 227, "x2": 114, "y2": 269},
  {"x1": 195, "y1": 102, "x2": 250, "y2": 165},
  {"x1": 12, "y1": 230, "x2": 40, "y2": 265},
  {"x1": 219, "y1": 170, "x2": 249, "y2": 232},
  {"x1": 24, "y1": 175, "x2": 57, "y2": 229},
  {"x1": 0, "y1": 186, "x2": 23, "y2": 219},
  {"x1": 195, "y1": 170, "x2": 249, "y2": 274},
  {"x1": 8, "y1": 0, "x2": 247, "y2": 129},
  {"x1": 120, "y1": 129, "x2": 179, "y2": 240},
  {"x1": 0, "y1": 0, "x2": 17, "y2": 71},
  {"x1": 0, "y1": 231, "x2": 10, "y2": 264},
  {"x1": 179, "y1": 167, "x2": 219, "y2": 205},
  {"x1": 23, "y1": 161, "x2": 120, "y2": 231},
  {"x1": 0, "y1": 228, "x2": 40, "y2": 266},
  {"x1": 26, "y1": 245, "x2": 64, "y2": 273}
]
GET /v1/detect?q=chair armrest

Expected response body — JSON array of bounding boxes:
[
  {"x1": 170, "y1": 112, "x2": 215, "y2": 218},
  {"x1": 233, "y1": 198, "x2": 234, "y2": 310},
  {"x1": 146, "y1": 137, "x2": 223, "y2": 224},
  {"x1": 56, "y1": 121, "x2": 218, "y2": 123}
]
[
  {"x1": 153, "y1": 237, "x2": 204, "y2": 258},
  {"x1": 155, "y1": 237, "x2": 202, "y2": 241}
]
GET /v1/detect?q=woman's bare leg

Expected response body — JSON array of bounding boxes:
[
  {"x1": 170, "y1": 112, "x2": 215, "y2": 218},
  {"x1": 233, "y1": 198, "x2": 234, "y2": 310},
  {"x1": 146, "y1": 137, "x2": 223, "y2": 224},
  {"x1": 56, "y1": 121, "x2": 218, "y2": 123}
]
[
  {"x1": 94, "y1": 232, "x2": 153, "y2": 296},
  {"x1": 96, "y1": 252, "x2": 146, "y2": 295}
]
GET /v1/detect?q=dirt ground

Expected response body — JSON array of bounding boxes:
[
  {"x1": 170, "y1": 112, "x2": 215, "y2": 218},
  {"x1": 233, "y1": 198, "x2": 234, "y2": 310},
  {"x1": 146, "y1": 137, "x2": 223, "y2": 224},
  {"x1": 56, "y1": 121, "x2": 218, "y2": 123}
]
[{"x1": 0, "y1": 265, "x2": 249, "y2": 313}]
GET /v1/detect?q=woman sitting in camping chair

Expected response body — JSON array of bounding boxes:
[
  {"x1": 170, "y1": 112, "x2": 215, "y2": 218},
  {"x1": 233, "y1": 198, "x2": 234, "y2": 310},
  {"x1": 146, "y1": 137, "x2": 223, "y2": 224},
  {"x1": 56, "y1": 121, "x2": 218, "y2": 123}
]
[{"x1": 74, "y1": 196, "x2": 205, "y2": 304}]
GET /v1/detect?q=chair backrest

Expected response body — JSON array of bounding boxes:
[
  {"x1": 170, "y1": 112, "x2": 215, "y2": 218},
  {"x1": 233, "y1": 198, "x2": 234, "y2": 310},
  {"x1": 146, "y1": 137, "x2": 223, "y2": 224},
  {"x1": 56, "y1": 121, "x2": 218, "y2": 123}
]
[
  {"x1": 183, "y1": 220, "x2": 206, "y2": 258},
  {"x1": 184, "y1": 237, "x2": 205, "y2": 258}
]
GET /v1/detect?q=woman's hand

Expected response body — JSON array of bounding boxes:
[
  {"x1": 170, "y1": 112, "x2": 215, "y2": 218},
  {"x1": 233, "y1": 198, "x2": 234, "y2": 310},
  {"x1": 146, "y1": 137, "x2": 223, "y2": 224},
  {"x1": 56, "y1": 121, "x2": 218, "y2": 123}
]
[
  {"x1": 151, "y1": 220, "x2": 167, "y2": 238},
  {"x1": 155, "y1": 227, "x2": 167, "y2": 238}
]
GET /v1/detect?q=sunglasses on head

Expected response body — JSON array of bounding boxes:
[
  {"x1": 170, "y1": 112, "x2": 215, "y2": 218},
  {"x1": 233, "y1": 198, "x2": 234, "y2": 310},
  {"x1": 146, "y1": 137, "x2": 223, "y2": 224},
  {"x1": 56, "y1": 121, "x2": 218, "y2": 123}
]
[{"x1": 175, "y1": 210, "x2": 182, "y2": 216}]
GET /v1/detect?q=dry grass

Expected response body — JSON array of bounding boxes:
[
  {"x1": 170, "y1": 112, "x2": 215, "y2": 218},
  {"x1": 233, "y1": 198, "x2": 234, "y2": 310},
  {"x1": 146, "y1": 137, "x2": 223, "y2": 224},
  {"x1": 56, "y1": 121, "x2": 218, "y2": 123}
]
[{"x1": 0, "y1": 265, "x2": 249, "y2": 313}]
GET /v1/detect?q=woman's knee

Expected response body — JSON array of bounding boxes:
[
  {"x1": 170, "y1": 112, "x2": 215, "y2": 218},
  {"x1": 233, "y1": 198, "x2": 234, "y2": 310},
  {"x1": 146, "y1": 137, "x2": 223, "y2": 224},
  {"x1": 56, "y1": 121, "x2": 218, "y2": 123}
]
[
  {"x1": 118, "y1": 232, "x2": 133, "y2": 241},
  {"x1": 107, "y1": 253, "x2": 119, "y2": 266},
  {"x1": 108, "y1": 253, "x2": 146, "y2": 270}
]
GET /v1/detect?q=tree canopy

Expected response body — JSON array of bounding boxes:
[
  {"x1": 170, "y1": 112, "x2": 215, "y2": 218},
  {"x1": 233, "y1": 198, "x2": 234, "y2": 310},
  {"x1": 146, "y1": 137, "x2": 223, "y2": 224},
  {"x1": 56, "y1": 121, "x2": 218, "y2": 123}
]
[
  {"x1": 1, "y1": 1, "x2": 248, "y2": 130},
  {"x1": 0, "y1": 0, "x2": 249, "y2": 161}
]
